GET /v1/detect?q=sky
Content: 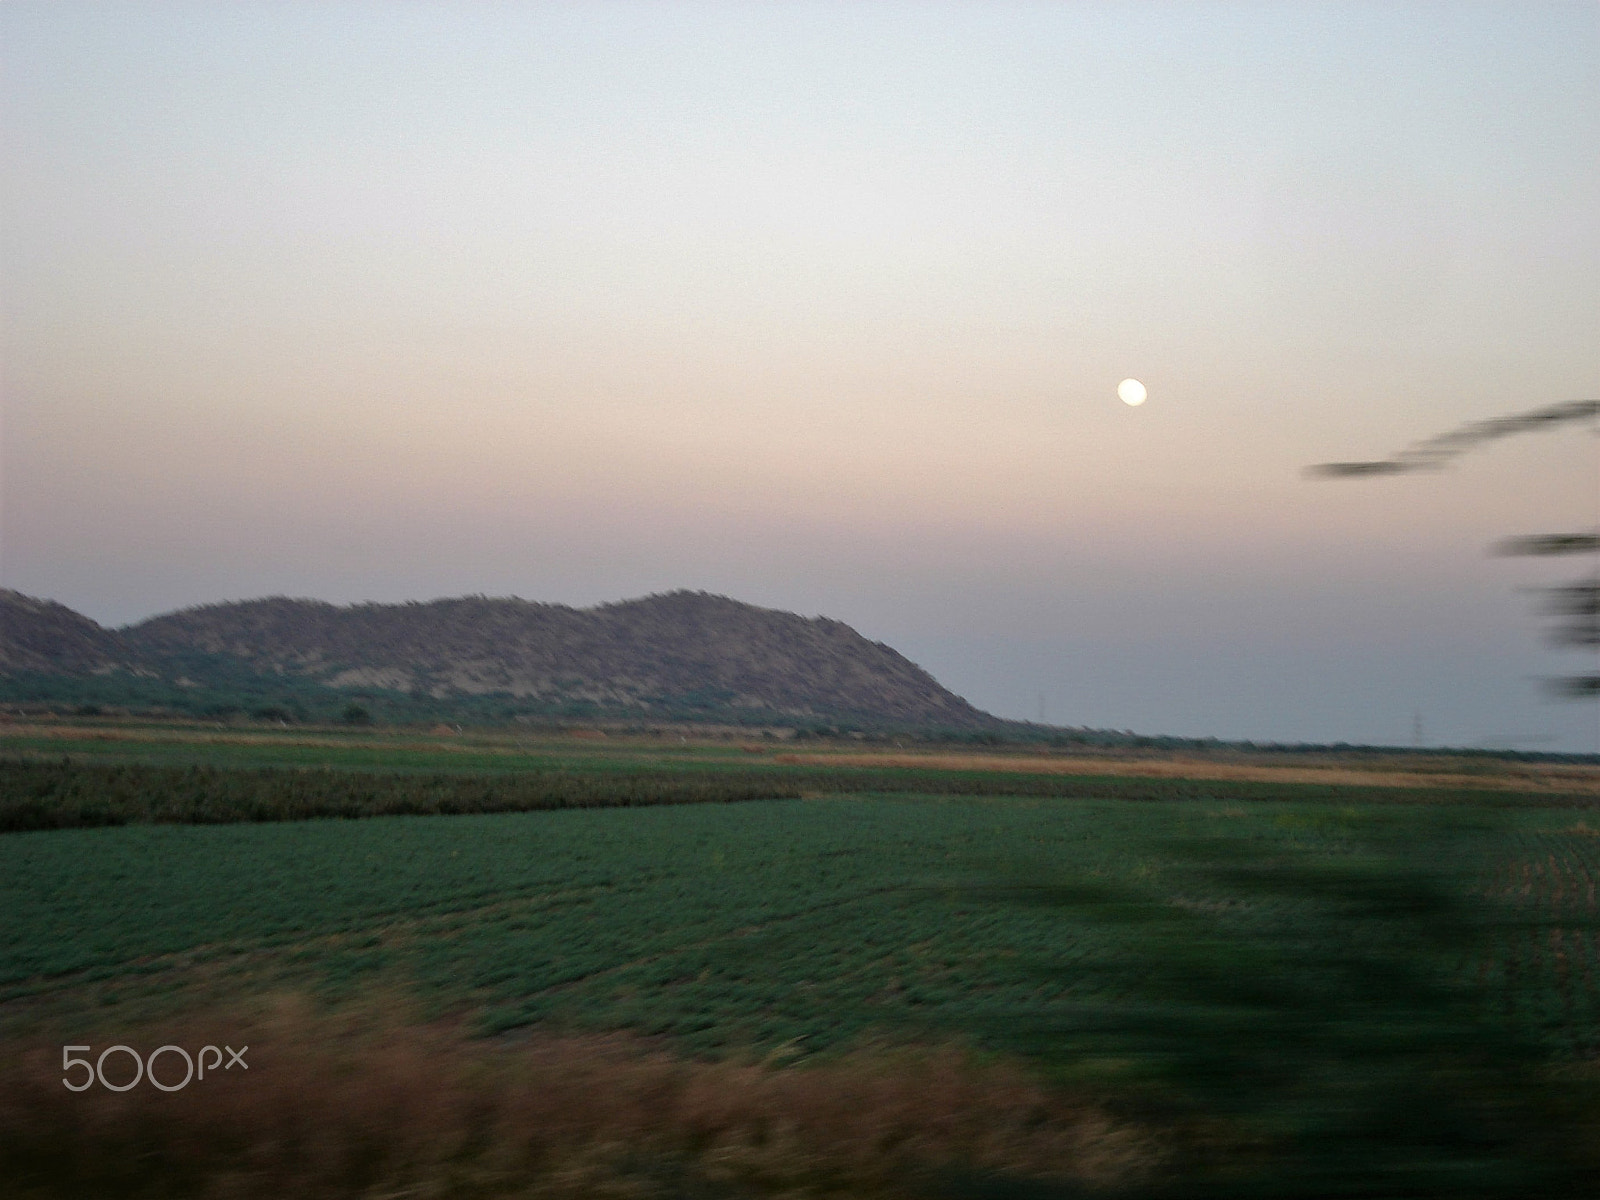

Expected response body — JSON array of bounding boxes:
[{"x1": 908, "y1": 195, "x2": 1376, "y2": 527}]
[{"x1": 2, "y1": 1, "x2": 1596, "y2": 750}]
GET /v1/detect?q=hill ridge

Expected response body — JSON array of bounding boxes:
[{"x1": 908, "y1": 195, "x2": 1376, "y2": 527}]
[{"x1": 1, "y1": 589, "x2": 994, "y2": 729}]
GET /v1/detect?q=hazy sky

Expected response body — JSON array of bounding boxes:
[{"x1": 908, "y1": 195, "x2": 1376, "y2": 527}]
[{"x1": 3, "y1": 2, "x2": 1597, "y2": 749}]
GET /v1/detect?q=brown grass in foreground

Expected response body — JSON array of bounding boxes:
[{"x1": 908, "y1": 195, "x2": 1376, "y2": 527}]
[{"x1": 0, "y1": 995, "x2": 1161, "y2": 1199}]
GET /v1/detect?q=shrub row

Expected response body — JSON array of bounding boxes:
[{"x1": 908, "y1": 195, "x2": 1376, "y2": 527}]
[{"x1": 0, "y1": 759, "x2": 804, "y2": 832}]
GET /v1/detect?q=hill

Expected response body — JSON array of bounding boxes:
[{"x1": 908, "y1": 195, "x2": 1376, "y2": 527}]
[
  {"x1": 0, "y1": 590, "x2": 995, "y2": 730},
  {"x1": 0, "y1": 591, "x2": 138, "y2": 676}
]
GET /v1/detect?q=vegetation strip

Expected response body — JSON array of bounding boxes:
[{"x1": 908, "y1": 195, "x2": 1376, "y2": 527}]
[
  {"x1": 0, "y1": 759, "x2": 803, "y2": 832},
  {"x1": 5, "y1": 756, "x2": 1597, "y2": 832}
]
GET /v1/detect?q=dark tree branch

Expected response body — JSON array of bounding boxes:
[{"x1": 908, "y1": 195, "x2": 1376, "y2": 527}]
[
  {"x1": 1493, "y1": 532, "x2": 1600, "y2": 557},
  {"x1": 1307, "y1": 401, "x2": 1599, "y2": 702},
  {"x1": 1306, "y1": 399, "x2": 1598, "y2": 479}
]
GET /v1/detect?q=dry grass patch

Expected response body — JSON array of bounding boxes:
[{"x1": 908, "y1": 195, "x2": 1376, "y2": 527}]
[
  {"x1": 771, "y1": 751, "x2": 1600, "y2": 796},
  {"x1": 1, "y1": 994, "x2": 1162, "y2": 1199}
]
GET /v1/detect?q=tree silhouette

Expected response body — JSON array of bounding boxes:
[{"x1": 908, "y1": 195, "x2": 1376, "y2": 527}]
[{"x1": 1309, "y1": 399, "x2": 1599, "y2": 699}]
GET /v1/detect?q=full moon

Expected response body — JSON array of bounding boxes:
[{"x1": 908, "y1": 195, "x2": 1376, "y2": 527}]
[{"x1": 1117, "y1": 378, "x2": 1147, "y2": 406}]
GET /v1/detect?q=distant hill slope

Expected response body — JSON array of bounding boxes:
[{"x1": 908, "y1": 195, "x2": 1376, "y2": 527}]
[
  {"x1": 0, "y1": 590, "x2": 139, "y2": 676},
  {"x1": 2, "y1": 590, "x2": 995, "y2": 728}
]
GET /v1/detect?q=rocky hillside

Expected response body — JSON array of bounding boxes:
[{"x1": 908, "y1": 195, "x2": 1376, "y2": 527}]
[
  {"x1": 3, "y1": 590, "x2": 995, "y2": 728},
  {"x1": 0, "y1": 590, "x2": 139, "y2": 676}
]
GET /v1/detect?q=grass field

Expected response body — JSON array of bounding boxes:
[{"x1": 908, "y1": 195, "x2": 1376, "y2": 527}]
[
  {"x1": 0, "y1": 794, "x2": 1321, "y2": 1044},
  {"x1": 4, "y1": 720, "x2": 1600, "y2": 1197}
]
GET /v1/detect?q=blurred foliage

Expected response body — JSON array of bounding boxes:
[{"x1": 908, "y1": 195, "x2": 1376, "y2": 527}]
[
  {"x1": 1309, "y1": 400, "x2": 1598, "y2": 704},
  {"x1": 963, "y1": 814, "x2": 1600, "y2": 1197},
  {"x1": 1308, "y1": 398, "x2": 1598, "y2": 477}
]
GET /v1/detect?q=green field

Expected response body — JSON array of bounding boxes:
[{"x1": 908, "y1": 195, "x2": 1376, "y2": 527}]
[
  {"x1": 5, "y1": 788, "x2": 1597, "y2": 1045},
  {"x1": 5, "y1": 728, "x2": 1600, "y2": 1196},
  {"x1": 0, "y1": 796, "x2": 1175, "y2": 1042}
]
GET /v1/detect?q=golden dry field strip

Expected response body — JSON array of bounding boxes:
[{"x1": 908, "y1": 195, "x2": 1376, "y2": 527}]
[{"x1": 772, "y1": 750, "x2": 1600, "y2": 796}]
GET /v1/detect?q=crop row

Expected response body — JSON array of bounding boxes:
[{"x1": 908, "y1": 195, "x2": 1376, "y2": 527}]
[{"x1": 0, "y1": 758, "x2": 808, "y2": 831}]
